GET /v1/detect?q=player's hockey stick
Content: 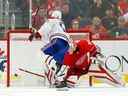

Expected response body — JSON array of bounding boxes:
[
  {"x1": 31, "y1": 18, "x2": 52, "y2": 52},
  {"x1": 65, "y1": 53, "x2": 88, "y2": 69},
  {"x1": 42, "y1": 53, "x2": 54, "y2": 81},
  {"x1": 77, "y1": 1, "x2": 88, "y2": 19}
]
[{"x1": 19, "y1": 68, "x2": 45, "y2": 78}]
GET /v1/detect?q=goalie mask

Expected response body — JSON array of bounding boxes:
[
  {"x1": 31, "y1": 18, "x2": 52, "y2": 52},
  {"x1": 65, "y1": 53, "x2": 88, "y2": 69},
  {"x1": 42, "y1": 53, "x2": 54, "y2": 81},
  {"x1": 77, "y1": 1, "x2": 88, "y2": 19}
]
[{"x1": 68, "y1": 40, "x2": 78, "y2": 54}]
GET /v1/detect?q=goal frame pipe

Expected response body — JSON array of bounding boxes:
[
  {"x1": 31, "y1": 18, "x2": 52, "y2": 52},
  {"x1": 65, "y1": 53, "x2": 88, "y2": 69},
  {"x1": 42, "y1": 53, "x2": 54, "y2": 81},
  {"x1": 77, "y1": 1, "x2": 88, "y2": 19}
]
[
  {"x1": 67, "y1": 29, "x2": 92, "y2": 41},
  {"x1": 6, "y1": 29, "x2": 91, "y2": 87}
]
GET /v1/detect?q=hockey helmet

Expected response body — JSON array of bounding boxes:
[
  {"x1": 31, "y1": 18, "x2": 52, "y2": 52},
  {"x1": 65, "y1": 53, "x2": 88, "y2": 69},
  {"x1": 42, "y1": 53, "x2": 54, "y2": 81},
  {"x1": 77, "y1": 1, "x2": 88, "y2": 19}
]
[{"x1": 50, "y1": 10, "x2": 62, "y2": 19}]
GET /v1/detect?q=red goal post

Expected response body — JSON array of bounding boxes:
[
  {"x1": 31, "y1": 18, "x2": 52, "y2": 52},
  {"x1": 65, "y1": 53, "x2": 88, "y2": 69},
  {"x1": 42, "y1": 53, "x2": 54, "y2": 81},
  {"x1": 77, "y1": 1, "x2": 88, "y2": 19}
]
[
  {"x1": 67, "y1": 29, "x2": 92, "y2": 42},
  {"x1": 7, "y1": 29, "x2": 32, "y2": 87},
  {"x1": 6, "y1": 29, "x2": 91, "y2": 87}
]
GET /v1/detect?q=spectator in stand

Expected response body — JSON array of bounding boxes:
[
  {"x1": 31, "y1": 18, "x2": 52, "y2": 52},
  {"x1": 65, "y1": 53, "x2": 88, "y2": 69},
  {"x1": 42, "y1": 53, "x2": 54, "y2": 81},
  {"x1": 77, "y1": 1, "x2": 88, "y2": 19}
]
[
  {"x1": 110, "y1": 16, "x2": 128, "y2": 39},
  {"x1": 123, "y1": 12, "x2": 128, "y2": 20},
  {"x1": 69, "y1": 0, "x2": 91, "y2": 18},
  {"x1": 102, "y1": 9, "x2": 118, "y2": 31},
  {"x1": 71, "y1": 19, "x2": 80, "y2": 29},
  {"x1": 79, "y1": 17, "x2": 92, "y2": 28},
  {"x1": 62, "y1": 0, "x2": 91, "y2": 28},
  {"x1": 111, "y1": 2, "x2": 121, "y2": 17},
  {"x1": 83, "y1": 17, "x2": 109, "y2": 39},
  {"x1": 32, "y1": 0, "x2": 47, "y2": 29},
  {"x1": 117, "y1": 0, "x2": 128, "y2": 15},
  {"x1": 108, "y1": 0, "x2": 119, "y2": 5},
  {"x1": 90, "y1": 0, "x2": 112, "y2": 18},
  {"x1": 61, "y1": 1, "x2": 73, "y2": 28},
  {"x1": 14, "y1": 0, "x2": 29, "y2": 28},
  {"x1": 123, "y1": 12, "x2": 128, "y2": 26}
]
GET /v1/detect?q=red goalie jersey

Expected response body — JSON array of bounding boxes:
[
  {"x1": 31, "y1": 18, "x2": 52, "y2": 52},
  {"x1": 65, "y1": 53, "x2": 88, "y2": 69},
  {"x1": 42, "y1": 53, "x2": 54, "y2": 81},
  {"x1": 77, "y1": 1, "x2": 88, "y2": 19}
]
[{"x1": 64, "y1": 40, "x2": 97, "y2": 78}]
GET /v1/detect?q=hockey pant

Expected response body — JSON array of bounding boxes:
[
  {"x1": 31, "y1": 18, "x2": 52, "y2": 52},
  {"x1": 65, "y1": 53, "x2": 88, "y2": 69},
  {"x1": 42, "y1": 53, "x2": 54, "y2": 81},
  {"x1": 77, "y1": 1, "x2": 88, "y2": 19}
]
[{"x1": 41, "y1": 38, "x2": 69, "y2": 64}]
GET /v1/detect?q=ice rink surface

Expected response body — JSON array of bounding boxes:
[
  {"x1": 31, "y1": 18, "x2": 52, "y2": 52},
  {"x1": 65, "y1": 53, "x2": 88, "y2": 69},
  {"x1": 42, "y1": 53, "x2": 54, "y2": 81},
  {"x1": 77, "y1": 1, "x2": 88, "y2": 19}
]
[{"x1": 0, "y1": 87, "x2": 128, "y2": 96}]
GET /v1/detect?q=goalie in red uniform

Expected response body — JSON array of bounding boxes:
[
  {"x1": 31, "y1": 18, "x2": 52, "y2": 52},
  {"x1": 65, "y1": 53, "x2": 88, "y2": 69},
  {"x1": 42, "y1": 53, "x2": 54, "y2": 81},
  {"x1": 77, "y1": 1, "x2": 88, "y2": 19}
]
[
  {"x1": 55, "y1": 39, "x2": 100, "y2": 88},
  {"x1": 64, "y1": 40, "x2": 96, "y2": 77}
]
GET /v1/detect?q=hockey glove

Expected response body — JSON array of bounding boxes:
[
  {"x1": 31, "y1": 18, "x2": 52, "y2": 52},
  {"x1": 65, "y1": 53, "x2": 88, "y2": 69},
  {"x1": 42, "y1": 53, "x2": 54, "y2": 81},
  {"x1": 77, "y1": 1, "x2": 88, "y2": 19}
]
[
  {"x1": 35, "y1": 32, "x2": 41, "y2": 39},
  {"x1": 28, "y1": 32, "x2": 41, "y2": 41},
  {"x1": 28, "y1": 33, "x2": 34, "y2": 41},
  {"x1": 28, "y1": 27, "x2": 41, "y2": 41},
  {"x1": 29, "y1": 27, "x2": 36, "y2": 41}
]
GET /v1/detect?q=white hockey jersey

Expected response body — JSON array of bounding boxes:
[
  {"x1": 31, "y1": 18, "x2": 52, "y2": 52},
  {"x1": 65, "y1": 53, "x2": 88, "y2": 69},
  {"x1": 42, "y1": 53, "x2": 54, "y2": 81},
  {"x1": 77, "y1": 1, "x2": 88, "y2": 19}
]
[{"x1": 38, "y1": 18, "x2": 70, "y2": 45}]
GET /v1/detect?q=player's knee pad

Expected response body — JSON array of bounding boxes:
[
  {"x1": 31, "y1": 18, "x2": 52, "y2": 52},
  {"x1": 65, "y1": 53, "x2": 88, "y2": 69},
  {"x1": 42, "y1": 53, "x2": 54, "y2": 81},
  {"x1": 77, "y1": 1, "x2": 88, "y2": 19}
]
[
  {"x1": 43, "y1": 55, "x2": 57, "y2": 85},
  {"x1": 44, "y1": 55, "x2": 57, "y2": 72}
]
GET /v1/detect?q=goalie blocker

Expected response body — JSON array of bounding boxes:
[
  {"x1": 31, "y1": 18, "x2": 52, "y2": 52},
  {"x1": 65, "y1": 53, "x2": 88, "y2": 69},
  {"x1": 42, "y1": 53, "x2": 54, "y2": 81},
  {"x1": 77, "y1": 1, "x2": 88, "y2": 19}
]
[{"x1": 28, "y1": 28, "x2": 42, "y2": 41}]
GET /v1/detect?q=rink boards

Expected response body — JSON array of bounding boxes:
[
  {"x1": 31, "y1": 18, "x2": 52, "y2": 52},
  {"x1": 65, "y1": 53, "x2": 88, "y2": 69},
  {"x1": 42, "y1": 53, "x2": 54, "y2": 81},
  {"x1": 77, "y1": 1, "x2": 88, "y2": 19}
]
[{"x1": 0, "y1": 40, "x2": 128, "y2": 87}]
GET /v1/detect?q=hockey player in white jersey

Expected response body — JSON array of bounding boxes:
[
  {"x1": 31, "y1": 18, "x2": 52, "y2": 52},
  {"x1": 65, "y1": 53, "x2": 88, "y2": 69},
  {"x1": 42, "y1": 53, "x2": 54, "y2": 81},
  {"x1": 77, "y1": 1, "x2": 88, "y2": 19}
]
[{"x1": 29, "y1": 10, "x2": 70, "y2": 87}]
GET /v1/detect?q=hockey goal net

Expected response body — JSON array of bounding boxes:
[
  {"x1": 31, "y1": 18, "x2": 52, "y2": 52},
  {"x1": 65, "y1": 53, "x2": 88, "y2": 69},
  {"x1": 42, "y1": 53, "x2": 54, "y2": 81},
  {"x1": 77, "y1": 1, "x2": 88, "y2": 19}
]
[{"x1": 7, "y1": 29, "x2": 91, "y2": 87}]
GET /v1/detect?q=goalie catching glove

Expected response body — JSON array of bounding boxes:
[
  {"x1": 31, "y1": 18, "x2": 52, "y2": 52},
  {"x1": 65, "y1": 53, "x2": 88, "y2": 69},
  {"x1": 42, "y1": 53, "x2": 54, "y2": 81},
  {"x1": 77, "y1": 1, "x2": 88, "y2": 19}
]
[{"x1": 28, "y1": 27, "x2": 42, "y2": 41}]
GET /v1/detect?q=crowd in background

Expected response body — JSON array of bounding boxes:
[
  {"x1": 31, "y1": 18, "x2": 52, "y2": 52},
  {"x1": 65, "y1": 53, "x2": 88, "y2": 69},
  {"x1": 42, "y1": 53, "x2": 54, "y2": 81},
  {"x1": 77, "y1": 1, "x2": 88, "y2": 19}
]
[
  {"x1": 0, "y1": 0, "x2": 128, "y2": 40},
  {"x1": 32, "y1": 0, "x2": 128, "y2": 40},
  {"x1": 0, "y1": 0, "x2": 29, "y2": 39}
]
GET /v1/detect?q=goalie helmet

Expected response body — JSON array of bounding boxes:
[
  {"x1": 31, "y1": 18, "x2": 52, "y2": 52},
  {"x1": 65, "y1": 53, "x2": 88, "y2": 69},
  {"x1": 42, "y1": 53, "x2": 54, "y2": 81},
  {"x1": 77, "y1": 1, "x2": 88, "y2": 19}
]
[
  {"x1": 68, "y1": 40, "x2": 78, "y2": 54},
  {"x1": 50, "y1": 10, "x2": 62, "y2": 19}
]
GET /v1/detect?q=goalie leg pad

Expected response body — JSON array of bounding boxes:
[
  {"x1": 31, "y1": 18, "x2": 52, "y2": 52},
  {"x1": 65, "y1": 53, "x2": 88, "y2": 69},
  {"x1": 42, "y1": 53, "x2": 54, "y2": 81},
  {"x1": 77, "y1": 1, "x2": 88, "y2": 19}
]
[
  {"x1": 44, "y1": 54, "x2": 69, "y2": 86},
  {"x1": 44, "y1": 56, "x2": 57, "y2": 85},
  {"x1": 56, "y1": 65, "x2": 69, "y2": 82},
  {"x1": 66, "y1": 76, "x2": 78, "y2": 88}
]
